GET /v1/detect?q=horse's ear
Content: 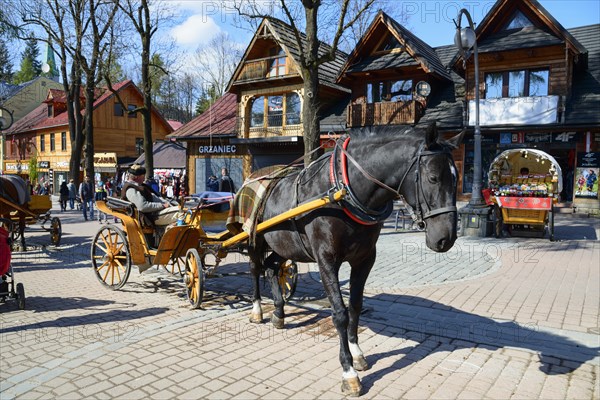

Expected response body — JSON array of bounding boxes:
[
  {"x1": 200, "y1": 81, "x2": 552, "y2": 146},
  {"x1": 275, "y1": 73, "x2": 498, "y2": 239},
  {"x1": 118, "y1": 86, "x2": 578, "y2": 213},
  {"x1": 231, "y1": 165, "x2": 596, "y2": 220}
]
[
  {"x1": 425, "y1": 122, "x2": 438, "y2": 148},
  {"x1": 446, "y1": 129, "x2": 466, "y2": 149}
]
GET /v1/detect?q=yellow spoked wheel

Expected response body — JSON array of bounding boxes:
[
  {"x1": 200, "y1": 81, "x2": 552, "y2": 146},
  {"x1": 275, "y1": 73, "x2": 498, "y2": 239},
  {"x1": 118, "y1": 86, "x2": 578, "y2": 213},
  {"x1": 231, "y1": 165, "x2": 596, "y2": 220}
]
[
  {"x1": 184, "y1": 248, "x2": 204, "y2": 309},
  {"x1": 279, "y1": 260, "x2": 298, "y2": 302},
  {"x1": 91, "y1": 225, "x2": 131, "y2": 290},
  {"x1": 164, "y1": 256, "x2": 185, "y2": 276},
  {"x1": 50, "y1": 217, "x2": 62, "y2": 246}
]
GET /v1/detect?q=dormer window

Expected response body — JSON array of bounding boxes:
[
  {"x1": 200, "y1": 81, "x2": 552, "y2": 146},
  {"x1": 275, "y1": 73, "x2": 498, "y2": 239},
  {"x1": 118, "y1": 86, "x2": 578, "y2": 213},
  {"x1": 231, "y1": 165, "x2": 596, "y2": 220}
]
[
  {"x1": 47, "y1": 104, "x2": 53, "y2": 117},
  {"x1": 268, "y1": 47, "x2": 286, "y2": 77},
  {"x1": 504, "y1": 10, "x2": 534, "y2": 30},
  {"x1": 485, "y1": 69, "x2": 549, "y2": 98}
]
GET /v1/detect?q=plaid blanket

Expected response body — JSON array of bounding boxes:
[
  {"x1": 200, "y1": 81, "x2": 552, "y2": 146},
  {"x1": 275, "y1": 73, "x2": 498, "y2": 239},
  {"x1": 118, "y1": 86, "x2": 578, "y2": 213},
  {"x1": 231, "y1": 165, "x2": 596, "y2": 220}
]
[{"x1": 226, "y1": 165, "x2": 299, "y2": 242}]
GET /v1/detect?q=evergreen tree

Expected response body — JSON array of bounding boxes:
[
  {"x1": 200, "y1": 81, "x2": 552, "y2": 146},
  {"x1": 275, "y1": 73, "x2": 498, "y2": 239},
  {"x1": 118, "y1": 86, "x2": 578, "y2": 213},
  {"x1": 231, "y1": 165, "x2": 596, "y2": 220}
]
[
  {"x1": 0, "y1": 38, "x2": 13, "y2": 82},
  {"x1": 195, "y1": 84, "x2": 219, "y2": 115},
  {"x1": 13, "y1": 33, "x2": 42, "y2": 83}
]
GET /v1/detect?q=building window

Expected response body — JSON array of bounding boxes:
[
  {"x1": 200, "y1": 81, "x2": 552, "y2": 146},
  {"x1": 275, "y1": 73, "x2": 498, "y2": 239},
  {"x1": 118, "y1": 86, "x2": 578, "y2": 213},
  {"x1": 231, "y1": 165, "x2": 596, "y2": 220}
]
[
  {"x1": 285, "y1": 93, "x2": 301, "y2": 125},
  {"x1": 128, "y1": 104, "x2": 137, "y2": 118},
  {"x1": 504, "y1": 10, "x2": 534, "y2": 30},
  {"x1": 268, "y1": 47, "x2": 286, "y2": 77},
  {"x1": 484, "y1": 69, "x2": 549, "y2": 98},
  {"x1": 366, "y1": 80, "x2": 412, "y2": 103},
  {"x1": 250, "y1": 93, "x2": 301, "y2": 128},
  {"x1": 114, "y1": 103, "x2": 124, "y2": 116},
  {"x1": 50, "y1": 133, "x2": 55, "y2": 152},
  {"x1": 40, "y1": 135, "x2": 45, "y2": 152},
  {"x1": 135, "y1": 138, "x2": 143, "y2": 155},
  {"x1": 61, "y1": 132, "x2": 67, "y2": 151},
  {"x1": 47, "y1": 104, "x2": 53, "y2": 117}
]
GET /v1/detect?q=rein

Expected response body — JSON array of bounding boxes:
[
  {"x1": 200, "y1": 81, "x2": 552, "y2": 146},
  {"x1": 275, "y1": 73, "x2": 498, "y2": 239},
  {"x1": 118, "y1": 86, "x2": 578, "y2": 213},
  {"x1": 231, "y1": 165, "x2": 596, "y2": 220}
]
[{"x1": 329, "y1": 137, "x2": 457, "y2": 228}]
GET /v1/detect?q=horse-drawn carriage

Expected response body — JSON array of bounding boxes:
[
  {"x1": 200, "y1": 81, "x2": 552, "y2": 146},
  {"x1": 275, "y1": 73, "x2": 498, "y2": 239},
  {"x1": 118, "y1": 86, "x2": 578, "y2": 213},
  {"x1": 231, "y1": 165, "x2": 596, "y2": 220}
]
[
  {"x1": 93, "y1": 123, "x2": 464, "y2": 396},
  {"x1": 487, "y1": 148, "x2": 562, "y2": 240},
  {"x1": 0, "y1": 175, "x2": 62, "y2": 249}
]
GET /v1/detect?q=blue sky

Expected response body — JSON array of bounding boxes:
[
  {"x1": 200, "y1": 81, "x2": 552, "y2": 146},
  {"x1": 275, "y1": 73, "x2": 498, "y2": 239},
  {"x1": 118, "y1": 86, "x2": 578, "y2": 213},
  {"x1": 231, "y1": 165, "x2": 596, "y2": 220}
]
[{"x1": 169, "y1": 0, "x2": 600, "y2": 53}]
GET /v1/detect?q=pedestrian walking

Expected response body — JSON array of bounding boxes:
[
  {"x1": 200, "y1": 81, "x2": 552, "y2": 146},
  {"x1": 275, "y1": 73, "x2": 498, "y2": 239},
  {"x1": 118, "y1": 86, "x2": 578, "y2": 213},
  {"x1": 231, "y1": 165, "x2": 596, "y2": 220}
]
[
  {"x1": 67, "y1": 179, "x2": 77, "y2": 210},
  {"x1": 59, "y1": 181, "x2": 69, "y2": 211},
  {"x1": 78, "y1": 176, "x2": 95, "y2": 221}
]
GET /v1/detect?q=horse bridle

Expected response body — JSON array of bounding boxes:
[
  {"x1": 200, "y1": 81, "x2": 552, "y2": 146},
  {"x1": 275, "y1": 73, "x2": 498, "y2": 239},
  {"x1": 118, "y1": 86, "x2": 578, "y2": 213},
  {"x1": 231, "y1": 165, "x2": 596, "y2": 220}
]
[
  {"x1": 330, "y1": 137, "x2": 457, "y2": 228},
  {"x1": 395, "y1": 144, "x2": 458, "y2": 229}
]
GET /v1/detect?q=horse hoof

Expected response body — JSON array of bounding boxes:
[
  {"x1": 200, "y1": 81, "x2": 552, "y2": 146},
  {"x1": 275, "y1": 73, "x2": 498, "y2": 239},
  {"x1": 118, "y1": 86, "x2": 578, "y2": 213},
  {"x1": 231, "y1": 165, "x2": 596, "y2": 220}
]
[
  {"x1": 353, "y1": 355, "x2": 369, "y2": 371},
  {"x1": 271, "y1": 314, "x2": 284, "y2": 329},
  {"x1": 341, "y1": 376, "x2": 362, "y2": 397},
  {"x1": 249, "y1": 313, "x2": 263, "y2": 324}
]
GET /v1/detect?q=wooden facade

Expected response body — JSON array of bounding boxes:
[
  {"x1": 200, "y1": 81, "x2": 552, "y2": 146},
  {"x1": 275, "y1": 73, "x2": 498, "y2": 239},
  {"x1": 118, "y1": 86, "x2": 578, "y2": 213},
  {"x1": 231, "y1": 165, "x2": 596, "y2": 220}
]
[{"x1": 3, "y1": 81, "x2": 172, "y2": 186}]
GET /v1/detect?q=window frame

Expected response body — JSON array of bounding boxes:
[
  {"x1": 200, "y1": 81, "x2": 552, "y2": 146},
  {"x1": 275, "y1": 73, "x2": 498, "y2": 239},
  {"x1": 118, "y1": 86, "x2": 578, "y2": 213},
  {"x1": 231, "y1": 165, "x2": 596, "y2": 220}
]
[
  {"x1": 61, "y1": 132, "x2": 67, "y2": 151},
  {"x1": 366, "y1": 79, "x2": 413, "y2": 103},
  {"x1": 50, "y1": 133, "x2": 55, "y2": 152},
  {"x1": 127, "y1": 104, "x2": 137, "y2": 118},
  {"x1": 114, "y1": 103, "x2": 124, "y2": 117},
  {"x1": 484, "y1": 68, "x2": 550, "y2": 99},
  {"x1": 40, "y1": 134, "x2": 45, "y2": 152},
  {"x1": 249, "y1": 92, "x2": 301, "y2": 128},
  {"x1": 135, "y1": 138, "x2": 143, "y2": 155}
]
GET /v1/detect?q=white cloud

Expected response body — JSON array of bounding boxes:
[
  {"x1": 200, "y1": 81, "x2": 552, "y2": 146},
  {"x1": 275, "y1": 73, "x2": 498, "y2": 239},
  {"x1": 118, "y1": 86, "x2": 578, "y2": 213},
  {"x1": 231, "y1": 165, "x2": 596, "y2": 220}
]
[{"x1": 170, "y1": 14, "x2": 222, "y2": 48}]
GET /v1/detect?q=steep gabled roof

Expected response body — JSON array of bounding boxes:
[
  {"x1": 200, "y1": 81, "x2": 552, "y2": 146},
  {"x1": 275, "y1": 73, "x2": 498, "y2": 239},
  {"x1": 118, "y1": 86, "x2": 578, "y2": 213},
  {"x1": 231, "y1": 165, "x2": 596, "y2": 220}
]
[
  {"x1": 6, "y1": 80, "x2": 172, "y2": 134},
  {"x1": 338, "y1": 10, "x2": 451, "y2": 82},
  {"x1": 133, "y1": 141, "x2": 187, "y2": 169},
  {"x1": 450, "y1": 0, "x2": 587, "y2": 68},
  {"x1": 227, "y1": 18, "x2": 349, "y2": 93},
  {"x1": 167, "y1": 93, "x2": 237, "y2": 139}
]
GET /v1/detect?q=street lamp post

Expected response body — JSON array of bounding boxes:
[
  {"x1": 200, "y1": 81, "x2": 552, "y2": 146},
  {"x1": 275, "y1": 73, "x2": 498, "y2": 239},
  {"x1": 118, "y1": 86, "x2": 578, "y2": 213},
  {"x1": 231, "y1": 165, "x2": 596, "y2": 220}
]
[{"x1": 454, "y1": 9, "x2": 491, "y2": 237}]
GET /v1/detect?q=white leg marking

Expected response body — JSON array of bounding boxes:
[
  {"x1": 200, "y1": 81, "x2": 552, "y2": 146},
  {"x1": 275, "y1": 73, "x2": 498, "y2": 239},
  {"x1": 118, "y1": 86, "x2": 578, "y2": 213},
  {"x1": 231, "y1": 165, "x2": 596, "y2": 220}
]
[
  {"x1": 252, "y1": 300, "x2": 262, "y2": 314},
  {"x1": 342, "y1": 367, "x2": 358, "y2": 379},
  {"x1": 349, "y1": 342, "x2": 364, "y2": 358}
]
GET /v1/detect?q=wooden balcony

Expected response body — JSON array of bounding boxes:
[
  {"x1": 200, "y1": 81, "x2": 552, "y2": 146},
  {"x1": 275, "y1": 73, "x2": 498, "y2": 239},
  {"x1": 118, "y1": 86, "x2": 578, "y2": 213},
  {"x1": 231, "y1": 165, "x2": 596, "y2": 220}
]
[
  {"x1": 236, "y1": 56, "x2": 298, "y2": 82},
  {"x1": 238, "y1": 115, "x2": 302, "y2": 140},
  {"x1": 347, "y1": 100, "x2": 421, "y2": 127}
]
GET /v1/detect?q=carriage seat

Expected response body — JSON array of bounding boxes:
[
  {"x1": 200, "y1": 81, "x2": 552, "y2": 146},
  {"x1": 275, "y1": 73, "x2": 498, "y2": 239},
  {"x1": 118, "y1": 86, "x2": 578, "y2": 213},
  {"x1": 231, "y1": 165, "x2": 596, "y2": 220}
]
[{"x1": 105, "y1": 197, "x2": 155, "y2": 231}]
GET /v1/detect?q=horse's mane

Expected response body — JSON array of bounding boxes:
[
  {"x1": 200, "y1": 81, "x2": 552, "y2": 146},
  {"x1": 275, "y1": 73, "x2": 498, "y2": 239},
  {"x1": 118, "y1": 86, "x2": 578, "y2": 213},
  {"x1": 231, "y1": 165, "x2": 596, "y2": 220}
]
[{"x1": 349, "y1": 125, "x2": 425, "y2": 148}]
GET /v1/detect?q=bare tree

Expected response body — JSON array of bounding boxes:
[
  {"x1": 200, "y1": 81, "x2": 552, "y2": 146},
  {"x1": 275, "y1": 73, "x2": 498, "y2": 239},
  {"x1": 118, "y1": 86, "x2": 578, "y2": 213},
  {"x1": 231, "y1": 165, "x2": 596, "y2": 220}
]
[
  {"x1": 115, "y1": 0, "x2": 175, "y2": 180},
  {"x1": 193, "y1": 32, "x2": 243, "y2": 97},
  {"x1": 234, "y1": 0, "x2": 376, "y2": 164}
]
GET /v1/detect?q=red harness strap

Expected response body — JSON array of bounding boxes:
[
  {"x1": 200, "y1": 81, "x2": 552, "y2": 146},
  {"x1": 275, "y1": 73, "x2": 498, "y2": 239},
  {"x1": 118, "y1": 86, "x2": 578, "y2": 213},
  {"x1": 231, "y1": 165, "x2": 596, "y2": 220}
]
[{"x1": 329, "y1": 137, "x2": 379, "y2": 226}]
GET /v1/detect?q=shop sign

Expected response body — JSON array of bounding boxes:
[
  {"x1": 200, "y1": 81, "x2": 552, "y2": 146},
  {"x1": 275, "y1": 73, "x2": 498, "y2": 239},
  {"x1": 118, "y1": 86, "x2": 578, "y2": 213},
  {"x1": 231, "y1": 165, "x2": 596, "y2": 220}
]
[
  {"x1": 94, "y1": 152, "x2": 117, "y2": 167},
  {"x1": 5, "y1": 163, "x2": 29, "y2": 172},
  {"x1": 38, "y1": 161, "x2": 50, "y2": 168},
  {"x1": 198, "y1": 145, "x2": 237, "y2": 154},
  {"x1": 552, "y1": 132, "x2": 577, "y2": 143},
  {"x1": 56, "y1": 161, "x2": 69, "y2": 168},
  {"x1": 524, "y1": 133, "x2": 551, "y2": 143},
  {"x1": 500, "y1": 133, "x2": 512, "y2": 144}
]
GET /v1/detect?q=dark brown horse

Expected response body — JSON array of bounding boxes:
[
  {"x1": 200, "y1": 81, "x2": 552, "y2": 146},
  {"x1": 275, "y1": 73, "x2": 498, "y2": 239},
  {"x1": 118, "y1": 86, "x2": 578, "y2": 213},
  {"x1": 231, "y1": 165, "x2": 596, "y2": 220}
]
[{"x1": 247, "y1": 123, "x2": 464, "y2": 396}]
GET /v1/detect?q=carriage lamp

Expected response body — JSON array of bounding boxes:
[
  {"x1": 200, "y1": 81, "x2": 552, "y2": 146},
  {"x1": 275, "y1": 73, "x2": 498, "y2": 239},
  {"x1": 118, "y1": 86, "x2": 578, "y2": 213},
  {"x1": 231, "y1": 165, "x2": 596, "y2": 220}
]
[{"x1": 455, "y1": 9, "x2": 491, "y2": 237}]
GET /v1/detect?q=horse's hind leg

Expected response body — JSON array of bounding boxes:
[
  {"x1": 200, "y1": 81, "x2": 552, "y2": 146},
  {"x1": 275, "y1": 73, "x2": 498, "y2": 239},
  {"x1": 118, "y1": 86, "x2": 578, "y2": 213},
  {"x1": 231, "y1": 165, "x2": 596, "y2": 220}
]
[
  {"x1": 318, "y1": 260, "x2": 362, "y2": 397},
  {"x1": 248, "y1": 247, "x2": 264, "y2": 324},
  {"x1": 348, "y1": 251, "x2": 376, "y2": 372},
  {"x1": 264, "y1": 252, "x2": 286, "y2": 329}
]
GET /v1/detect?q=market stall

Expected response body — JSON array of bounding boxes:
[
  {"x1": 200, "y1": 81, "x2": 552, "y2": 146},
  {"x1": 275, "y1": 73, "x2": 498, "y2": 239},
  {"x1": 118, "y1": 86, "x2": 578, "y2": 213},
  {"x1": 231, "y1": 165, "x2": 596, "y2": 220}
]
[{"x1": 487, "y1": 149, "x2": 562, "y2": 240}]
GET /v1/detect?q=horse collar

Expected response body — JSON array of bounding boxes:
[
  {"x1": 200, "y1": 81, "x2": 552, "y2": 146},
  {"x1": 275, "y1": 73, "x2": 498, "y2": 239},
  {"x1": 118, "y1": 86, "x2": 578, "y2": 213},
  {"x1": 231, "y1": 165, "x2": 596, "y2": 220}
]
[{"x1": 329, "y1": 137, "x2": 393, "y2": 225}]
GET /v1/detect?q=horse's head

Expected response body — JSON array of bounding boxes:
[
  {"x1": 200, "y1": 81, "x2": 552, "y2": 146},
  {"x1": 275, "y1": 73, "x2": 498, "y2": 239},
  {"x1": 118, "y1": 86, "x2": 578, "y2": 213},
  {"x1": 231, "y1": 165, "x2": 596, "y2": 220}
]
[{"x1": 402, "y1": 123, "x2": 465, "y2": 252}]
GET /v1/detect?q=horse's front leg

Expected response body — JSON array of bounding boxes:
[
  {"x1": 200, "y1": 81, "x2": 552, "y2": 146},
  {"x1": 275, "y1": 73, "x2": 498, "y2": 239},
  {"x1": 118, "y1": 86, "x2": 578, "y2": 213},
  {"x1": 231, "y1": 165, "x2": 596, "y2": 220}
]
[
  {"x1": 248, "y1": 250, "x2": 263, "y2": 324},
  {"x1": 319, "y1": 260, "x2": 362, "y2": 397},
  {"x1": 348, "y1": 250, "x2": 376, "y2": 372}
]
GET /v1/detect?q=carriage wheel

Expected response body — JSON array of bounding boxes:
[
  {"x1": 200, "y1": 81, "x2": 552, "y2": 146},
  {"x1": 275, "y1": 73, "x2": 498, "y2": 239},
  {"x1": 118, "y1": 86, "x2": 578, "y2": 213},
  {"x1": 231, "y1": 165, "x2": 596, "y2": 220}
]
[
  {"x1": 164, "y1": 256, "x2": 185, "y2": 276},
  {"x1": 279, "y1": 260, "x2": 298, "y2": 302},
  {"x1": 16, "y1": 283, "x2": 25, "y2": 310},
  {"x1": 50, "y1": 217, "x2": 62, "y2": 246},
  {"x1": 92, "y1": 225, "x2": 131, "y2": 290},
  {"x1": 184, "y1": 248, "x2": 204, "y2": 309}
]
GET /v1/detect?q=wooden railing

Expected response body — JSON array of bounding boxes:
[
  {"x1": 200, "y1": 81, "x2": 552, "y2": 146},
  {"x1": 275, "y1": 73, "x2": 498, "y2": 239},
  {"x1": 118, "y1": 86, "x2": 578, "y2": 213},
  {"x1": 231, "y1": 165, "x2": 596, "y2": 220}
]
[
  {"x1": 236, "y1": 56, "x2": 298, "y2": 81},
  {"x1": 238, "y1": 116, "x2": 302, "y2": 139},
  {"x1": 347, "y1": 100, "x2": 421, "y2": 127}
]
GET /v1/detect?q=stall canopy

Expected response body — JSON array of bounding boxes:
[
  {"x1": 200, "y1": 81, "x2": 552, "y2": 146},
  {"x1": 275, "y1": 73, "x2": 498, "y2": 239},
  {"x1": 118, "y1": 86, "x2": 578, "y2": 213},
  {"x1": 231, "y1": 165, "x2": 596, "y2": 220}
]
[
  {"x1": 133, "y1": 141, "x2": 187, "y2": 169},
  {"x1": 489, "y1": 148, "x2": 563, "y2": 193}
]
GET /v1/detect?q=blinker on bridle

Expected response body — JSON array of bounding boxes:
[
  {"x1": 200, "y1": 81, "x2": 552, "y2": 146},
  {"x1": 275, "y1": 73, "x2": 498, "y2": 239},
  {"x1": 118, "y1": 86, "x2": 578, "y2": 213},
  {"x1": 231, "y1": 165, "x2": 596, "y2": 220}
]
[{"x1": 330, "y1": 137, "x2": 457, "y2": 228}]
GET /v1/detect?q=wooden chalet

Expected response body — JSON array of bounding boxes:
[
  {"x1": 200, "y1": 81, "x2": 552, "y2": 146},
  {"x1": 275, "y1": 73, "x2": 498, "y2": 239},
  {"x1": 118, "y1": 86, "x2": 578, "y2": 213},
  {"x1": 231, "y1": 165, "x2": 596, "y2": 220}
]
[
  {"x1": 3, "y1": 80, "x2": 173, "y2": 191},
  {"x1": 450, "y1": 0, "x2": 599, "y2": 207},
  {"x1": 226, "y1": 18, "x2": 349, "y2": 168}
]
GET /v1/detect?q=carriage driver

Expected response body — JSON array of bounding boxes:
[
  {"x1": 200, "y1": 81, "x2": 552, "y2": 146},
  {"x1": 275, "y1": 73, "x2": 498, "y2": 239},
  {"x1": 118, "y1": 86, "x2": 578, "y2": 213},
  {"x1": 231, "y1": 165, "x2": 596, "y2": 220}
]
[{"x1": 122, "y1": 164, "x2": 180, "y2": 228}]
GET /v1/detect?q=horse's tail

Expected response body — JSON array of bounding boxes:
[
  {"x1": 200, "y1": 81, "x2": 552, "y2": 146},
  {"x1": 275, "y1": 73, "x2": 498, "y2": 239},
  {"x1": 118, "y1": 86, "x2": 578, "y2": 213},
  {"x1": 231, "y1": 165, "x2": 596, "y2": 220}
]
[{"x1": 247, "y1": 235, "x2": 269, "y2": 275}]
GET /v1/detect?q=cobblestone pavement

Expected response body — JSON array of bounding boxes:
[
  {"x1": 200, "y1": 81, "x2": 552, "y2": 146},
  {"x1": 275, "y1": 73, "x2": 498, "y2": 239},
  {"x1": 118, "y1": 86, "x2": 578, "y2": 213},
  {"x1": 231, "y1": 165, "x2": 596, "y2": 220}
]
[{"x1": 0, "y1": 204, "x2": 598, "y2": 399}]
